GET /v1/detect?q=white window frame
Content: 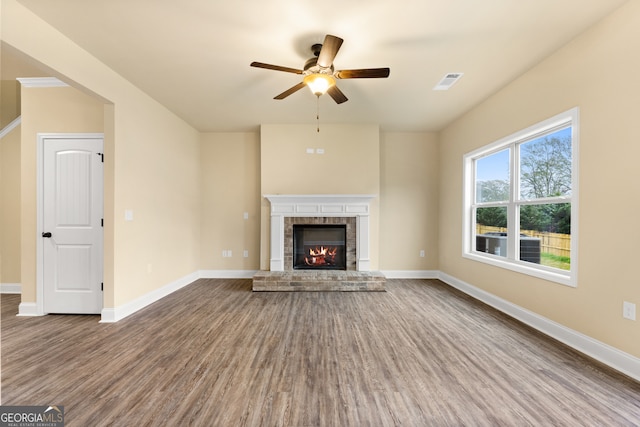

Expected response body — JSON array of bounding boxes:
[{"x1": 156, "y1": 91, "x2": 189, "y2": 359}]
[{"x1": 463, "y1": 107, "x2": 579, "y2": 287}]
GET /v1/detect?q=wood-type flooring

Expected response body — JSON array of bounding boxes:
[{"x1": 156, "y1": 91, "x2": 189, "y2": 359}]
[{"x1": 2, "y1": 279, "x2": 639, "y2": 426}]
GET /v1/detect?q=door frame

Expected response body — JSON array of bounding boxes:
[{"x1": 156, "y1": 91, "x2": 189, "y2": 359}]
[{"x1": 36, "y1": 132, "x2": 105, "y2": 315}]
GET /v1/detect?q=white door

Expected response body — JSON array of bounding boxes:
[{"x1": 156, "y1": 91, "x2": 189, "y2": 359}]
[{"x1": 42, "y1": 137, "x2": 103, "y2": 314}]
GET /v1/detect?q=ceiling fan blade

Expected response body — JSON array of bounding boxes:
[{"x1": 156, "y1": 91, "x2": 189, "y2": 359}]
[
  {"x1": 250, "y1": 62, "x2": 303, "y2": 74},
  {"x1": 274, "y1": 82, "x2": 307, "y2": 100},
  {"x1": 317, "y1": 35, "x2": 344, "y2": 68},
  {"x1": 335, "y1": 68, "x2": 390, "y2": 79},
  {"x1": 327, "y1": 85, "x2": 348, "y2": 104}
]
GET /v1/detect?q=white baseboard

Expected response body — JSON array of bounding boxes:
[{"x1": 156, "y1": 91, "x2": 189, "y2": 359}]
[
  {"x1": 198, "y1": 270, "x2": 258, "y2": 279},
  {"x1": 198, "y1": 270, "x2": 439, "y2": 280},
  {"x1": 438, "y1": 271, "x2": 640, "y2": 383},
  {"x1": 17, "y1": 302, "x2": 41, "y2": 316},
  {"x1": 100, "y1": 272, "x2": 199, "y2": 323},
  {"x1": 1, "y1": 283, "x2": 22, "y2": 294},
  {"x1": 199, "y1": 270, "x2": 439, "y2": 279},
  {"x1": 380, "y1": 270, "x2": 439, "y2": 279}
]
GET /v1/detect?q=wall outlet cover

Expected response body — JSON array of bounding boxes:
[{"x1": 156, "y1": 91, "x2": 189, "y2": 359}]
[{"x1": 623, "y1": 301, "x2": 636, "y2": 321}]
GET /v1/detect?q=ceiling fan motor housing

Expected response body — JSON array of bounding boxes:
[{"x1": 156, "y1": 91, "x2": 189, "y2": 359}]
[
  {"x1": 304, "y1": 57, "x2": 334, "y2": 75},
  {"x1": 304, "y1": 43, "x2": 335, "y2": 75}
]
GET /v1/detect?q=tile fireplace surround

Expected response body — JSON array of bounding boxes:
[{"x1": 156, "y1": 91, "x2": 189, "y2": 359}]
[{"x1": 252, "y1": 194, "x2": 386, "y2": 291}]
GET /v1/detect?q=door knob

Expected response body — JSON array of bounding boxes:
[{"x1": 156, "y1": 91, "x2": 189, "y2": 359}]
[{"x1": 42, "y1": 232, "x2": 52, "y2": 238}]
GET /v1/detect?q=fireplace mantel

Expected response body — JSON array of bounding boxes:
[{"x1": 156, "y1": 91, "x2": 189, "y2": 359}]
[{"x1": 264, "y1": 194, "x2": 376, "y2": 271}]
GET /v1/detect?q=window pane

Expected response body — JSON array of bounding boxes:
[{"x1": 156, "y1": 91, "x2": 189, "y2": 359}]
[
  {"x1": 519, "y1": 203, "x2": 571, "y2": 270},
  {"x1": 475, "y1": 206, "x2": 507, "y2": 257},
  {"x1": 476, "y1": 149, "x2": 510, "y2": 203},
  {"x1": 519, "y1": 128, "x2": 572, "y2": 199}
]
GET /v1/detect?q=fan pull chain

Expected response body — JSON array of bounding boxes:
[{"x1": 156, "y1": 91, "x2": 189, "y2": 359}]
[{"x1": 316, "y1": 96, "x2": 320, "y2": 132}]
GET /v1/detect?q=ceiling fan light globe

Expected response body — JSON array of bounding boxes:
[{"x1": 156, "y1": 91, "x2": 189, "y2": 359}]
[{"x1": 304, "y1": 74, "x2": 335, "y2": 96}]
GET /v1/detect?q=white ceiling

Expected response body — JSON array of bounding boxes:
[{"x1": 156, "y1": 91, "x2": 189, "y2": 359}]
[{"x1": 5, "y1": 0, "x2": 629, "y2": 132}]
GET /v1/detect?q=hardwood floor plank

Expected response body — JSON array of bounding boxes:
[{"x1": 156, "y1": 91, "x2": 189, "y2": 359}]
[{"x1": 2, "y1": 279, "x2": 640, "y2": 426}]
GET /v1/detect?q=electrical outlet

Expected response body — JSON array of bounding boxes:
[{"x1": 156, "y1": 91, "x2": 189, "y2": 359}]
[
  {"x1": 623, "y1": 301, "x2": 636, "y2": 320},
  {"x1": 243, "y1": 250, "x2": 249, "y2": 258},
  {"x1": 419, "y1": 250, "x2": 425, "y2": 257}
]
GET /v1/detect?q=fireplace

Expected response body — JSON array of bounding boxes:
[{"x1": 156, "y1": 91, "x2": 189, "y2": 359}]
[
  {"x1": 293, "y1": 224, "x2": 347, "y2": 270},
  {"x1": 253, "y1": 194, "x2": 386, "y2": 291},
  {"x1": 263, "y1": 194, "x2": 375, "y2": 272}
]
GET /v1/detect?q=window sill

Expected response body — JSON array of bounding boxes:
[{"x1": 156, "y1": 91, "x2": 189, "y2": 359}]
[{"x1": 463, "y1": 251, "x2": 575, "y2": 287}]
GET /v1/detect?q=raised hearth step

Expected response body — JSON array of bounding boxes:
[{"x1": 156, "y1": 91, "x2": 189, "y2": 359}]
[{"x1": 252, "y1": 270, "x2": 386, "y2": 292}]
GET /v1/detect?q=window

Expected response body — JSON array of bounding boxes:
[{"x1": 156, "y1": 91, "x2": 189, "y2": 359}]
[{"x1": 463, "y1": 108, "x2": 578, "y2": 286}]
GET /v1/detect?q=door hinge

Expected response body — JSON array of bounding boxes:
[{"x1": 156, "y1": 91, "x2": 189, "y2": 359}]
[{"x1": 97, "y1": 152, "x2": 104, "y2": 162}]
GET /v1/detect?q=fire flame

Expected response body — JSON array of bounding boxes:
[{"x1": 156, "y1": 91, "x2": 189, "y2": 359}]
[{"x1": 304, "y1": 246, "x2": 338, "y2": 266}]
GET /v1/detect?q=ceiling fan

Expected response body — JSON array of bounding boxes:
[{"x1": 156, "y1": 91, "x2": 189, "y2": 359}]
[{"x1": 250, "y1": 34, "x2": 390, "y2": 104}]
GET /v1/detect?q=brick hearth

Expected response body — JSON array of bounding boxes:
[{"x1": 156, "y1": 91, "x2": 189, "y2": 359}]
[{"x1": 252, "y1": 270, "x2": 386, "y2": 292}]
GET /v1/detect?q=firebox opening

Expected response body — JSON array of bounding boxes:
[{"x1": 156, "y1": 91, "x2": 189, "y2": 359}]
[{"x1": 293, "y1": 224, "x2": 347, "y2": 270}]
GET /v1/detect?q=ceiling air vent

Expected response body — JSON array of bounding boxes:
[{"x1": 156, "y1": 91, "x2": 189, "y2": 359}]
[{"x1": 433, "y1": 73, "x2": 463, "y2": 91}]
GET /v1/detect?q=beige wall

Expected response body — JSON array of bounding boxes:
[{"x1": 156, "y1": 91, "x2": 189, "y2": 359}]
[
  {"x1": 200, "y1": 128, "x2": 437, "y2": 273},
  {"x1": 4, "y1": 0, "x2": 201, "y2": 309},
  {"x1": 108, "y1": 96, "x2": 200, "y2": 307},
  {"x1": 200, "y1": 132, "x2": 261, "y2": 271},
  {"x1": 259, "y1": 124, "x2": 381, "y2": 270},
  {"x1": 0, "y1": 124, "x2": 20, "y2": 283},
  {"x1": 1, "y1": 80, "x2": 20, "y2": 127},
  {"x1": 380, "y1": 132, "x2": 439, "y2": 271},
  {"x1": 20, "y1": 86, "x2": 104, "y2": 302},
  {"x1": 439, "y1": 0, "x2": 640, "y2": 358}
]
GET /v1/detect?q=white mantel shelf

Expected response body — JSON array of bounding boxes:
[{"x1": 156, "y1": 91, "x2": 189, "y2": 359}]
[
  {"x1": 264, "y1": 194, "x2": 376, "y2": 272},
  {"x1": 264, "y1": 194, "x2": 376, "y2": 216}
]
